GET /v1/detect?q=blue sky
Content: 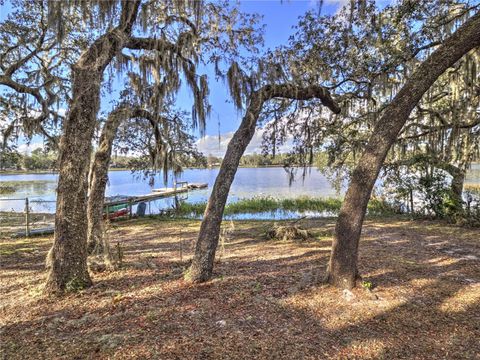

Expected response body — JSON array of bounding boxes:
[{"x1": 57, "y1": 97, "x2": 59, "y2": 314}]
[
  {"x1": 189, "y1": 0, "x2": 348, "y2": 155},
  {"x1": 188, "y1": 0, "x2": 341, "y2": 136},
  {"x1": 1, "y1": 0, "x2": 351, "y2": 154}
]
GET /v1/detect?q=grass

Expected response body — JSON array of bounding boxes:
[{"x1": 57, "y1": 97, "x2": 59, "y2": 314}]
[
  {"x1": 0, "y1": 180, "x2": 56, "y2": 186},
  {"x1": 0, "y1": 246, "x2": 36, "y2": 256},
  {"x1": 175, "y1": 196, "x2": 398, "y2": 217},
  {"x1": 0, "y1": 217, "x2": 479, "y2": 359},
  {"x1": 0, "y1": 180, "x2": 56, "y2": 195},
  {"x1": 464, "y1": 183, "x2": 480, "y2": 195},
  {"x1": 0, "y1": 185, "x2": 16, "y2": 194},
  {"x1": 175, "y1": 196, "x2": 341, "y2": 217}
]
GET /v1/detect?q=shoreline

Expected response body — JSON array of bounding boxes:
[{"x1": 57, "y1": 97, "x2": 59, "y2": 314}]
[
  {"x1": 2, "y1": 162, "x2": 480, "y2": 176},
  {"x1": 0, "y1": 166, "x2": 287, "y2": 175}
]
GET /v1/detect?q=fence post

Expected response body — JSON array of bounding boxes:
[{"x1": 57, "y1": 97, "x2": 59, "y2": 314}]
[
  {"x1": 409, "y1": 189, "x2": 414, "y2": 214},
  {"x1": 24, "y1": 198, "x2": 30, "y2": 237},
  {"x1": 128, "y1": 199, "x2": 133, "y2": 219}
]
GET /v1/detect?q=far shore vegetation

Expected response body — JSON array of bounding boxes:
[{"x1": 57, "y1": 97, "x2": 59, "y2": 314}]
[
  {"x1": 2, "y1": 147, "x2": 480, "y2": 175},
  {"x1": 2, "y1": 149, "x2": 479, "y2": 226},
  {"x1": 1, "y1": 147, "x2": 322, "y2": 173}
]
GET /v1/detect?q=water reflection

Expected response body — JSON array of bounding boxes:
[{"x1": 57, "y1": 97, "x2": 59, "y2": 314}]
[
  {"x1": 1, "y1": 165, "x2": 479, "y2": 215},
  {"x1": 3, "y1": 180, "x2": 56, "y2": 196}
]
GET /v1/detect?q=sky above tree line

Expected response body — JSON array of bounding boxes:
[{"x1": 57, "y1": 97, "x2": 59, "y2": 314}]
[{"x1": 0, "y1": 0, "x2": 391, "y2": 156}]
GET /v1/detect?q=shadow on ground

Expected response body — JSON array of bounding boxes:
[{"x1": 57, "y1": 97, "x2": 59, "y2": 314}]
[{"x1": 1, "y1": 218, "x2": 479, "y2": 359}]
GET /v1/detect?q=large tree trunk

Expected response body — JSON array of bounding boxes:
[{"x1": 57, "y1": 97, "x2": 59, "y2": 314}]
[
  {"x1": 44, "y1": 2, "x2": 140, "y2": 294},
  {"x1": 187, "y1": 84, "x2": 340, "y2": 283},
  {"x1": 450, "y1": 167, "x2": 466, "y2": 209},
  {"x1": 327, "y1": 12, "x2": 480, "y2": 290}
]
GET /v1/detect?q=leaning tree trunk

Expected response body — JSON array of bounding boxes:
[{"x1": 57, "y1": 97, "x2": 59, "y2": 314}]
[
  {"x1": 187, "y1": 84, "x2": 340, "y2": 283},
  {"x1": 44, "y1": 2, "x2": 140, "y2": 294},
  {"x1": 327, "y1": 11, "x2": 480, "y2": 290},
  {"x1": 87, "y1": 106, "x2": 166, "y2": 261},
  {"x1": 87, "y1": 111, "x2": 124, "y2": 260}
]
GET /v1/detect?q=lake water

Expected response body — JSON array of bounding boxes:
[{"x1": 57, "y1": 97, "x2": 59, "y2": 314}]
[
  {"x1": 0, "y1": 167, "x2": 343, "y2": 214},
  {"x1": 1, "y1": 164, "x2": 479, "y2": 216}
]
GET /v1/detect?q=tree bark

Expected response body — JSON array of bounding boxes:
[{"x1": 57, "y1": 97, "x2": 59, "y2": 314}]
[
  {"x1": 449, "y1": 166, "x2": 466, "y2": 209},
  {"x1": 327, "y1": 11, "x2": 480, "y2": 290},
  {"x1": 86, "y1": 107, "x2": 160, "y2": 257},
  {"x1": 187, "y1": 84, "x2": 340, "y2": 283},
  {"x1": 428, "y1": 159, "x2": 466, "y2": 213},
  {"x1": 44, "y1": 1, "x2": 140, "y2": 294},
  {"x1": 87, "y1": 110, "x2": 125, "y2": 258}
]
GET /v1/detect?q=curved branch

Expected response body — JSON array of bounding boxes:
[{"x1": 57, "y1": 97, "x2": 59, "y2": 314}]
[
  {"x1": 399, "y1": 118, "x2": 480, "y2": 141},
  {"x1": 188, "y1": 82, "x2": 340, "y2": 282}
]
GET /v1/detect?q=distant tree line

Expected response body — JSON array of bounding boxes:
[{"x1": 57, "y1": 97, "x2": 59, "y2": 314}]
[
  {"x1": 240, "y1": 153, "x2": 299, "y2": 167},
  {"x1": 0, "y1": 148, "x2": 321, "y2": 171},
  {"x1": 0, "y1": 148, "x2": 57, "y2": 171},
  {"x1": 0, "y1": 148, "x2": 208, "y2": 172}
]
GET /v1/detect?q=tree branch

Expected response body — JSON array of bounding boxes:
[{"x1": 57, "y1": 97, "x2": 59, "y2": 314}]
[{"x1": 260, "y1": 83, "x2": 341, "y2": 114}]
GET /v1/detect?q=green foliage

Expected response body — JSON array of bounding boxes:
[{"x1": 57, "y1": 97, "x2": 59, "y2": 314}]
[
  {"x1": 175, "y1": 196, "x2": 396, "y2": 218},
  {"x1": 0, "y1": 186, "x2": 16, "y2": 194},
  {"x1": 0, "y1": 148, "x2": 58, "y2": 172},
  {"x1": 367, "y1": 197, "x2": 401, "y2": 216},
  {"x1": 417, "y1": 171, "x2": 458, "y2": 219},
  {"x1": 238, "y1": 153, "x2": 300, "y2": 167},
  {"x1": 280, "y1": 197, "x2": 342, "y2": 213},
  {"x1": 65, "y1": 277, "x2": 89, "y2": 293},
  {"x1": 22, "y1": 148, "x2": 58, "y2": 171},
  {"x1": 177, "y1": 196, "x2": 342, "y2": 217},
  {"x1": 206, "y1": 154, "x2": 222, "y2": 167},
  {"x1": 361, "y1": 281, "x2": 374, "y2": 290},
  {"x1": 383, "y1": 164, "x2": 480, "y2": 226},
  {"x1": 175, "y1": 202, "x2": 207, "y2": 217},
  {"x1": 183, "y1": 267, "x2": 193, "y2": 282},
  {"x1": 0, "y1": 148, "x2": 23, "y2": 171},
  {"x1": 226, "y1": 197, "x2": 284, "y2": 214}
]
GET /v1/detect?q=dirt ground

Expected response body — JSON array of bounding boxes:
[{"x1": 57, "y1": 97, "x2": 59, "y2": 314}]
[{"x1": 1, "y1": 217, "x2": 479, "y2": 359}]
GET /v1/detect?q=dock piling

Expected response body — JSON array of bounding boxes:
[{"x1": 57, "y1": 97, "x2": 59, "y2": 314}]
[{"x1": 24, "y1": 198, "x2": 30, "y2": 237}]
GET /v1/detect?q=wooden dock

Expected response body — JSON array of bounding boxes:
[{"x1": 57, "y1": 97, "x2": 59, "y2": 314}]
[
  {"x1": 105, "y1": 182, "x2": 208, "y2": 207},
  {"x1": 14, "y1": 182, "x2": 208, "y2": 237},
  {"x1": 14, "y1": 226, "x2": 54, "y2": 237}
]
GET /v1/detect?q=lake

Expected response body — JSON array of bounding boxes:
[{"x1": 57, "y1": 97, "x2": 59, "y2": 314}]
[
  {"x1": 1, "y1": 165, "x2": 479, "y2": 216},
  {"x1": 0, "y1": 167, "x2": 343, "y2": 214}
]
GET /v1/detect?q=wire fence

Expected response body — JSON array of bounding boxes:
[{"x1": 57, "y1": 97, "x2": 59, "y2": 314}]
[
  {"x1": 0, "y1": 190, "x2": 190, "y2": 238},
  {"x1": 0, "y1": 198, "x2": 56, "y2": 237}
]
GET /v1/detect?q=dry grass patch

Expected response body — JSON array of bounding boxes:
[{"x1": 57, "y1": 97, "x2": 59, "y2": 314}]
[{"x1": 1, "y1": 217, "x2": 479, "y2": 359}]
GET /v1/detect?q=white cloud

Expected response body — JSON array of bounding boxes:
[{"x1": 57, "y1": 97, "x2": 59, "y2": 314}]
[
  {"x1": 196, "y1": 128, "x2": 293, "y2": 157},
  {"x1": 322, "y1": 0, "x2": 394, "y2": 14},
  {"x1": 17, "y1": 142, "x2": 43, "y2": 155},
  {"x1": 323, "y1": 0, "x2": 350, "y2": 5},
  {"x1": 324, "y1": 0, "x2": 393, "y2": 6}
]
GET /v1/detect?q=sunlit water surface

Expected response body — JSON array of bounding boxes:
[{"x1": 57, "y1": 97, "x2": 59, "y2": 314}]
[{"x1": 1, "y1": 164, "x2": 479, "y2": 219}]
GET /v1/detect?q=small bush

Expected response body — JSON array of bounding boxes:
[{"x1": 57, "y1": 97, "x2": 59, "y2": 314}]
[{"x1": 266, "y1": 224, "x2": 312, "y2": 241}]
